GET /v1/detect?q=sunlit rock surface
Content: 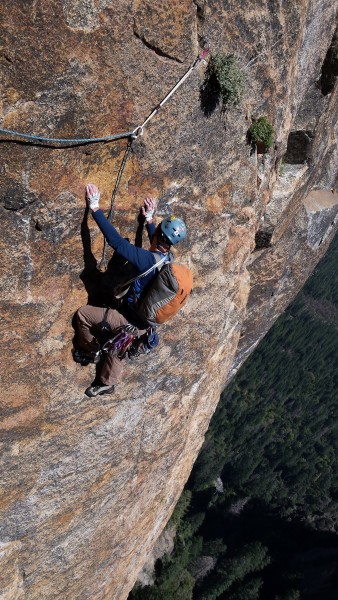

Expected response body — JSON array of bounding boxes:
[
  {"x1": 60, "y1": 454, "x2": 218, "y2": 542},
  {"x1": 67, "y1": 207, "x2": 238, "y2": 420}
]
[{"x1": 0, "y1": 1, "x2": 337, "y2": 598}]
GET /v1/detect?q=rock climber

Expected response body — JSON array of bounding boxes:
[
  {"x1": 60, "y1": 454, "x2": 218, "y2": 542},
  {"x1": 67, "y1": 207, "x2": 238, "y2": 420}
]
[{"x1": 74, "y1": 183, "x2": 187, "y2": 397}]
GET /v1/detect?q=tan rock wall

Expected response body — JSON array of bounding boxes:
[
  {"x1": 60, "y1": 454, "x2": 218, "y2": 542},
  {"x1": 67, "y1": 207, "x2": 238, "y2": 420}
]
[{"x1": 0, "y1": 1, "x2": 337, "y2": 598}]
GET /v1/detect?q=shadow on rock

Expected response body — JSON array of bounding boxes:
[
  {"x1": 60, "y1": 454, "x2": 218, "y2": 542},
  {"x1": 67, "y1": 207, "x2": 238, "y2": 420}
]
[
  {"x1": 79, "y1": 207, "x2": 145, "y2": 307},
  {"x1": 200, "y1": 72, "x2": 221, "y2": 117}
]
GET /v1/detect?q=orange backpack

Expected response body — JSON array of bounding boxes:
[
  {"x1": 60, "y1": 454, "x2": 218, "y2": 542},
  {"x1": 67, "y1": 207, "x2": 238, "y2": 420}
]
[{"x1": 136, "y1": 263, "x2": 193, "y2": 326}]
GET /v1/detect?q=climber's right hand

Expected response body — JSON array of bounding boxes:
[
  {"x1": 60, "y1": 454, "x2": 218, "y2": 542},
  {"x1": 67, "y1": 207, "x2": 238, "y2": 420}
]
[
  {"x1": 141, "y1": 197, "x2": 157, "y2": 223},
  {"x1": 86, "y1": 183, "x2": 100, "y2": 211}
]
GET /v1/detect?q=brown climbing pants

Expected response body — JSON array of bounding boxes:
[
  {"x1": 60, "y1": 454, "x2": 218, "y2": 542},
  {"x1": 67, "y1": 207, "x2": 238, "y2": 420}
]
[{"x1": 76, "y1": 305, "x2": 140, "y2": 386}]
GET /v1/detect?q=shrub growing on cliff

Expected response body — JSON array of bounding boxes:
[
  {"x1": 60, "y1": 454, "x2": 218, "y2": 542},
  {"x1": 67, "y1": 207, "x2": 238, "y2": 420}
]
[
  {"x1": 201, "y1": 52, "x2": 245, "y2": 113},
  {"x1": 248, "y1": 116, "x2": 275, "y2": 150}
]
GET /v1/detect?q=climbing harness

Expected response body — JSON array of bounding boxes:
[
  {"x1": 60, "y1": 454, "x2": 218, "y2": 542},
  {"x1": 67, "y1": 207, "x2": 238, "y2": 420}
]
[
  {"x1": 78, "y1": 304, "x2": 160, "y2": 361},
  {"x1": 97, "y1": 307, "x2": 113, "y2": 336},
  {"x1": 101, "y1": 324, "x2": 159, "y2": 360},
  {"x1": 101, "y1": 324, "x2": 138, "y2": 359},
  {"x1": 0, "y1": 48, "x2": 209, "y2": 268}
]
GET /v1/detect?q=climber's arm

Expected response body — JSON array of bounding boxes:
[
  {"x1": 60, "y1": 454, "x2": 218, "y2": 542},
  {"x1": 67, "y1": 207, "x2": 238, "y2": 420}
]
[
  {"x1": 86, "y1": 184, "x2": 156, "y2": 272},
  {"x1": 146, "y1": 221, "x2": 156, "y2": 242},
  {"x1": 92, "y1": 210, "x2": 155, "y2": 271}
]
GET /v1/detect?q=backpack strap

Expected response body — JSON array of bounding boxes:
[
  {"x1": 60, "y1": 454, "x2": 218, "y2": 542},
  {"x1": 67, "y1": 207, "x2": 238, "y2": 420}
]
[
  {"x1": 150, "y1": 251, "x2": 173, "y2": 271},
  {"x1": 114, "y1": 252, "x2": 170, "y2": 298}
]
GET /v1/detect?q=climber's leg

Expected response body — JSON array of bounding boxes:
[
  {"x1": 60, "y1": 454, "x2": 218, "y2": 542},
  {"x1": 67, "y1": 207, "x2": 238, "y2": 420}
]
[
  {"x1": 76, "y1": 305, "x2": 107, "y2": 352},
  {"x1": 77, "y1": 306, "x2": 132, "y2": 395}
]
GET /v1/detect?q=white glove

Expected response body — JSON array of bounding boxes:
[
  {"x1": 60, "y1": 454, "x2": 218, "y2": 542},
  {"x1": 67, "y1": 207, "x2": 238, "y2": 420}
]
[
  {"x1": 142, "y1": 197, "x2": 156, "y2": 222},
  {"x1": 88, "y1": 192, "x2": 100, "y2": 210},
  {"x1": 86, "y1": 183, "x2": 101, "y2": 210},
  {"x1": 144, "y1": 208, "x2": 155, "y2": 222}
]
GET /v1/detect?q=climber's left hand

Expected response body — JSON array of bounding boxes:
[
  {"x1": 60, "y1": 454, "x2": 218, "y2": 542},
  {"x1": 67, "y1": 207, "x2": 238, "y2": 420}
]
[{"x1": 86, "y1": 183, "x2": 101, "y2": 211}]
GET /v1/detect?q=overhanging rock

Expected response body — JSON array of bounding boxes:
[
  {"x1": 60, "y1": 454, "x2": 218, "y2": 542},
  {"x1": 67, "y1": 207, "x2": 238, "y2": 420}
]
[{"x1": 303, "y1": 189, "x2": 338, "y2": 249}]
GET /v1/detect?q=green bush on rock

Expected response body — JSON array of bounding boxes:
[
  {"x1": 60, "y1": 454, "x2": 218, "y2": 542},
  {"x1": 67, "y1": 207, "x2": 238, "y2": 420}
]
[
  {"x1": 248, "y1": 116, "x2": 275, "y2": 150},
  {"x1": 206, "y1": 53, "x2": 245, "y2": 108}
]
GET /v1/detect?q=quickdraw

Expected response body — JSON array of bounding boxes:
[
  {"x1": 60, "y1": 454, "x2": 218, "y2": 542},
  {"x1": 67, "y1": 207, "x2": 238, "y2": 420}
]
[
  {"x1": 101, "y1": 325, "x2": 159, "y2": 360},
  {"x1": 101, "y1": 324, "x2": 138, "y2": 359}
]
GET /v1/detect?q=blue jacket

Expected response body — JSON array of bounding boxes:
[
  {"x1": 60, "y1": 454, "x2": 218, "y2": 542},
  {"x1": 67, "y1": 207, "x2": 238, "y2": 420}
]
[{"x1": 93, "y1": 209, "x2": 168, "y2": 304}]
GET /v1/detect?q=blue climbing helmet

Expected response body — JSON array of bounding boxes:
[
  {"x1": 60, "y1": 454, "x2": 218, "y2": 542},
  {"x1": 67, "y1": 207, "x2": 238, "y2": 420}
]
[{"x1": 160, "y1": 216, "x2": 187, "y2": 245}]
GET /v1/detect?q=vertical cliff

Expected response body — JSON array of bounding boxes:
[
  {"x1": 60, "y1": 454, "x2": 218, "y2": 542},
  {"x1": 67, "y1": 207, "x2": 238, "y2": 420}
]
[{"x1": 1, "y1": 1, "x2": 337, "y2": 598}]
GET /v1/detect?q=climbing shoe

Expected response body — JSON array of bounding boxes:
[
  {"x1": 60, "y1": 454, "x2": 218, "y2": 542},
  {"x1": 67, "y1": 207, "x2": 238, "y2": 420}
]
[
  {"x1": 85, "y1": 384, "x2": 115, "y2": 397},
  {"x1": 73, "y1": 348, "x2": 101, "y2": 366}
]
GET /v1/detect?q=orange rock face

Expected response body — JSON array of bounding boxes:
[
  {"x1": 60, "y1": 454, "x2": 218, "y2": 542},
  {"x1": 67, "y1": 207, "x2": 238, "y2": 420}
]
[{"x1": 0, "y1": 1, "x2": 337, "y2": 598}]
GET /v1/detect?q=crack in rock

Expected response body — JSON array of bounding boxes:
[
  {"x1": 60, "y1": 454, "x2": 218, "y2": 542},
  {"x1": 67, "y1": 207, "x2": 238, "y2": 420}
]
[{"x1": 133, "y1": 27, "x2": 183, "y2": 63}]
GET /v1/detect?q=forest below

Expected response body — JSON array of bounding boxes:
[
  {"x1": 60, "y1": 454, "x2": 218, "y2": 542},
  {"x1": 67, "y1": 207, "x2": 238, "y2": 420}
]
[{"x1": 129, "y1": 231, "x2": 338, "y2": 600}]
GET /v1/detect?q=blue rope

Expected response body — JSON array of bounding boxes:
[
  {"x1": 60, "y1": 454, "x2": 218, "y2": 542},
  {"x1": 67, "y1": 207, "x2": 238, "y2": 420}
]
[{"x1": 0, "y1": 127, "x2": 133, "y2": 146}]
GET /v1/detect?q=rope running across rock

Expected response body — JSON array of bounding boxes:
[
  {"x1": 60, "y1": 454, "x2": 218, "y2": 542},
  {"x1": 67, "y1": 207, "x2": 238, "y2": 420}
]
[{"x1": 0, "y1": 49, "x2": 209, "y2": 269}]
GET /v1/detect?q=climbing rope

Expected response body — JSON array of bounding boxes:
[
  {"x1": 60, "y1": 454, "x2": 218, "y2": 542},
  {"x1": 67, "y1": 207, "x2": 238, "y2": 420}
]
[
  {"x1": 97, "y1": 48, "x2": 209, "y2": 269},
  {"x1": 136, "y1": 48, "x2": 209, "y2": 135},
  {"x1": 0, "y1": 48, "x2": 209, "y2": 269},
  {"x1": 0, "y1": 127, "x2": 133, "y2": 147},
  {"x1": 0, "y1": 48, "x2": 209, "y2": 146},
  {"x1": 99, "y1": 136, "x2": 135, "y2": 270}
]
